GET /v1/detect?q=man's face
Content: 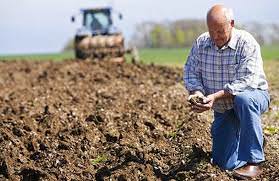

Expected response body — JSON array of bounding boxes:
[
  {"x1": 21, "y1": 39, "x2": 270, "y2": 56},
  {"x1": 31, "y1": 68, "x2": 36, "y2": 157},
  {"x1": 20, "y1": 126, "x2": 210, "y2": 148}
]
[{"x1": 207, "y1": 20, "x2": 233, "y2": 48}]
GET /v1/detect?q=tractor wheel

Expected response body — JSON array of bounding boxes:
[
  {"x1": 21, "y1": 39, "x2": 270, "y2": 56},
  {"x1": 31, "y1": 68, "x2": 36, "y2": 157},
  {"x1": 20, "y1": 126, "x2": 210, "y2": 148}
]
[{"x1": 75, "y1": 49, "x2": 90, "y2": 60}]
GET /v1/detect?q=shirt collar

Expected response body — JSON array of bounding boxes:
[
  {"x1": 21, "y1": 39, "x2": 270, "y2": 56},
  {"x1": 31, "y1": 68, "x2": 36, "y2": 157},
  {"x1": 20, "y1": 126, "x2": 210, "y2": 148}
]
[
  {"x1": 203, "y1": 28, "x2": 237, "y2": 50},
  {"x1": 203, "y1": 36, "x2": 213, "y2": 48},
  {"x1": 227, "y1": 28, "x2": 237, "y2": 50}
]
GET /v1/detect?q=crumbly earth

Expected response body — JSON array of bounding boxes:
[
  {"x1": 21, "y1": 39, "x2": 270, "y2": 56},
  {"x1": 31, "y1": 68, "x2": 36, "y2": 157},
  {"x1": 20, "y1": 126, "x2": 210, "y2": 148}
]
[
  {"x1": 188, "y1": 96, "x2": 205, "y2": 105},
  {"x1": 0, "y1": 60, "x2": 278, "y2": 181}
]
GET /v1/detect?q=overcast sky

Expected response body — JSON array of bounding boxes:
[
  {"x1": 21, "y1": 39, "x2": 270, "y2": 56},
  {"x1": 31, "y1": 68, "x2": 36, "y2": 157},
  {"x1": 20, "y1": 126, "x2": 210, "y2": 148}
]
[{"x1": 1, "y1": 0, "x2": 279, "y2": 55}]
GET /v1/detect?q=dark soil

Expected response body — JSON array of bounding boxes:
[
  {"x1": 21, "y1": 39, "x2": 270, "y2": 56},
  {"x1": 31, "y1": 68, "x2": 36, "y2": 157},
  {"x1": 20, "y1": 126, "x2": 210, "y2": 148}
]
[{"x1": 0, "y1": 60, "x2": 278, "y2": 180}]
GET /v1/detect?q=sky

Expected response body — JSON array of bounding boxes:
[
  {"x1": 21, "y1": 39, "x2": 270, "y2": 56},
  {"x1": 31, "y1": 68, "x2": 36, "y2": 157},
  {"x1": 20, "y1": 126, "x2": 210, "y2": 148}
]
[{"x1": 0, "y1": 0, "x2": 279, "y2": 55}]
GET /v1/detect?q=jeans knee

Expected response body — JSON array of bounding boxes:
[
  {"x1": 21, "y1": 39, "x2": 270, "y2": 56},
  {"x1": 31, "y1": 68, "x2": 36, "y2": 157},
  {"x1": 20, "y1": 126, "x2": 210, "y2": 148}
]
[{"x1": 234, "y1": 93, "x2": 252, "y2": 108}]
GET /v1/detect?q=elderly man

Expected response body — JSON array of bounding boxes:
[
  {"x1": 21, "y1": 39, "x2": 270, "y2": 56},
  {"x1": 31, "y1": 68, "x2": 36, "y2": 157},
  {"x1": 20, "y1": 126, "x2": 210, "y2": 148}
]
[{"x1": 184, "y1": 4, "x2": 270, "y2": 180}]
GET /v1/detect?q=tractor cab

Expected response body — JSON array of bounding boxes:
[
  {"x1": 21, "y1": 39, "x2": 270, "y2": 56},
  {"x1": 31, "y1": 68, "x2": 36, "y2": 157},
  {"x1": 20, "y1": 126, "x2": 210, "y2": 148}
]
[{"x1": 82, "y1": 8, "x2": 113, "y2": 34}]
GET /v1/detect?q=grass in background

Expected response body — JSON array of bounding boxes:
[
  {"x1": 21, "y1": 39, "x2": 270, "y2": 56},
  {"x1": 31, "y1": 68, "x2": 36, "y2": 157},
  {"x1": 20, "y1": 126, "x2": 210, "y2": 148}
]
[
  {"x1": 0, "y1": 51, "x2": 74, "y2": 62},
  {"x1": 138, "y1": 45, "x2": 279, "y2": 66},
  {"x1": 1, "y1": 45, "x2": 279, "y2": 66},
  {"x1": 261, "y1": 45, "x2": 279, "y2": 61},
  {"x1": 137, "y1": 48, "x2": 189, "y2": 66}
]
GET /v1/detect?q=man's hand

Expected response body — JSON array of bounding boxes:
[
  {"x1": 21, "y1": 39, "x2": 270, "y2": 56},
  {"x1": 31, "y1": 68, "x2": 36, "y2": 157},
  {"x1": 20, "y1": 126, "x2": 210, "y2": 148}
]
[
  {"x1": 187, "y1": 91, "x2": 206, "y2": 113},
  {"x1": 187, "y1": 91, "x2": 204, "y2": 102},
  {"x1": 187, "y1": 90, "x2": 232, "y2": 113},
  {"x1": 188, "y1": 92, "x2": 216, "y2": 113},
  {"x1": 201, "y1": 94, "x2": 216, "y2": 109}
]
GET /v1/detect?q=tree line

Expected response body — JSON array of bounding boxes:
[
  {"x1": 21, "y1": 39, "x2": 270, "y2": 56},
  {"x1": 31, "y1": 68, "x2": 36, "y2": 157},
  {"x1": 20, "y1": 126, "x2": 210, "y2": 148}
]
[{"x1": 130, "y1": 19, "x2": 279, "y2": 48}]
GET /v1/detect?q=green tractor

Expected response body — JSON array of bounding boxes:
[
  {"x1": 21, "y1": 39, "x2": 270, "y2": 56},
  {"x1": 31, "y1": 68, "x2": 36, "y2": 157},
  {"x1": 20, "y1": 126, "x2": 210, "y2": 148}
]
[{"x1": 72, "y1": 7, "x2": 135, "y2": 62}]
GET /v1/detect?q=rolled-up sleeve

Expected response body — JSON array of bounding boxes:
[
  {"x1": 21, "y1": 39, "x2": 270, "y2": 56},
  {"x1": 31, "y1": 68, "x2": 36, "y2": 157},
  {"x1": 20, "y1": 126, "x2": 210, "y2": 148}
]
[
  {"x1": 183, "y1": 41, "x2": 205, "y2": 94},
  {"x1": 224, "y1": 41, "x2": 264, "y2": 95}
]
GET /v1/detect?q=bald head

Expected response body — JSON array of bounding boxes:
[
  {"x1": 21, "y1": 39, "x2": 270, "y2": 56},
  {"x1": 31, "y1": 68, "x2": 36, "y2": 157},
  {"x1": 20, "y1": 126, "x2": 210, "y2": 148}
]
[{"x1": 207, "y1": 5, "x2": 234, "y2": 25}]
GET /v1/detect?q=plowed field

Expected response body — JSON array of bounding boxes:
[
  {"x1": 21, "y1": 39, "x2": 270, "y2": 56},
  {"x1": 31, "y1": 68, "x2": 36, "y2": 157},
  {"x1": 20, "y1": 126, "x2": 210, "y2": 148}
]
[{"x1": 0, "y1": 60, "x2": 278, "y2": 180}]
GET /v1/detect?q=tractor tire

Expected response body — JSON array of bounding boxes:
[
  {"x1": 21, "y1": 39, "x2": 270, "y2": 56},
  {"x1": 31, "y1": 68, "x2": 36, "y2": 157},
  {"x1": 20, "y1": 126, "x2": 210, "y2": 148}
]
[{"x1": 75, "y1": 49, "x2": 90, "y2": 60}]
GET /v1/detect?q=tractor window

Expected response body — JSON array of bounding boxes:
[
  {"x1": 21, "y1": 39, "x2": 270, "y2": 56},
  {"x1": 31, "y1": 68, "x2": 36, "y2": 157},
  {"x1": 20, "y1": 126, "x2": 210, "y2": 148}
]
[{"x1": 84, "y1": 11, "x2": 111, "y2": 31}]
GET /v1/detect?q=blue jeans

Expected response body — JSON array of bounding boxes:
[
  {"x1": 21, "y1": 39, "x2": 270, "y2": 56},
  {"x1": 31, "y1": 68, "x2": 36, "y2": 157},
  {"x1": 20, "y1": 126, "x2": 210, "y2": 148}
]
[{"x1": 211, "y1": 90, "x2": 270, "y2": 170}]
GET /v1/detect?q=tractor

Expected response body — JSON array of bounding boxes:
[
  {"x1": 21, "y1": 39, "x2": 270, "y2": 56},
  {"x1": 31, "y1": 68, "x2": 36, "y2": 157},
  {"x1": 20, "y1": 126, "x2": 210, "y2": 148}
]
[{"x1": 71, "y1": 7, "x2": 135, "y2": 62}]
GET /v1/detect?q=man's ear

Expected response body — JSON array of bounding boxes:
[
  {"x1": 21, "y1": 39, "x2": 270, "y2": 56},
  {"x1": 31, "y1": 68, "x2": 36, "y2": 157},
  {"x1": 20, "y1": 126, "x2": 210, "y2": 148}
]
[{"x1": 231, "y1": 20, "x2": 235, "y2": 27}]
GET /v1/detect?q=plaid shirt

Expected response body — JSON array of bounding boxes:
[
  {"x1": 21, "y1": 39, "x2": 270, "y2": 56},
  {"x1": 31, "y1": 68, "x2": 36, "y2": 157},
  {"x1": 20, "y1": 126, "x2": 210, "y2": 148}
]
[{"x1": 184, "y1": 28, "x2": 268, "y2": 113}]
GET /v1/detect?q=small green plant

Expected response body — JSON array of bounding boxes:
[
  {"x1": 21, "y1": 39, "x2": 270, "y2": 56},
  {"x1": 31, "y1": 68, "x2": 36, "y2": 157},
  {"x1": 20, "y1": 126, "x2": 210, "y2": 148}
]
[
  {"x1": 167, "y1": 131, "x2": 177, "y2": 139},
  {"x1": 264, "y1": 126, "x2": 279, "y2": 136},
  {"x1": 91, "y1": 154, "x2": 108, "y2": 165},
  {"x1": 175, "y1": 120, "x2": 184, "y2": 129}
]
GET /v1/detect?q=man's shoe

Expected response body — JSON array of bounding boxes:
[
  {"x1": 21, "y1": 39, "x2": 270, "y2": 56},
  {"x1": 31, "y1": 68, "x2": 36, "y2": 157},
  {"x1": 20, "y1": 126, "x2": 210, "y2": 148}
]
[{"x1": 232, "y1": 163, "x2": 262, "y2": 180}]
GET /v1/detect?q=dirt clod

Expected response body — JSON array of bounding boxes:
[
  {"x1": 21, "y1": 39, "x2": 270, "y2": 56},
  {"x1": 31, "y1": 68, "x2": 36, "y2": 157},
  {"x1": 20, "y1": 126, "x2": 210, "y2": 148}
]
[{"x1": 189, "y1": 96, "x2": 205, "y2": 105}]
